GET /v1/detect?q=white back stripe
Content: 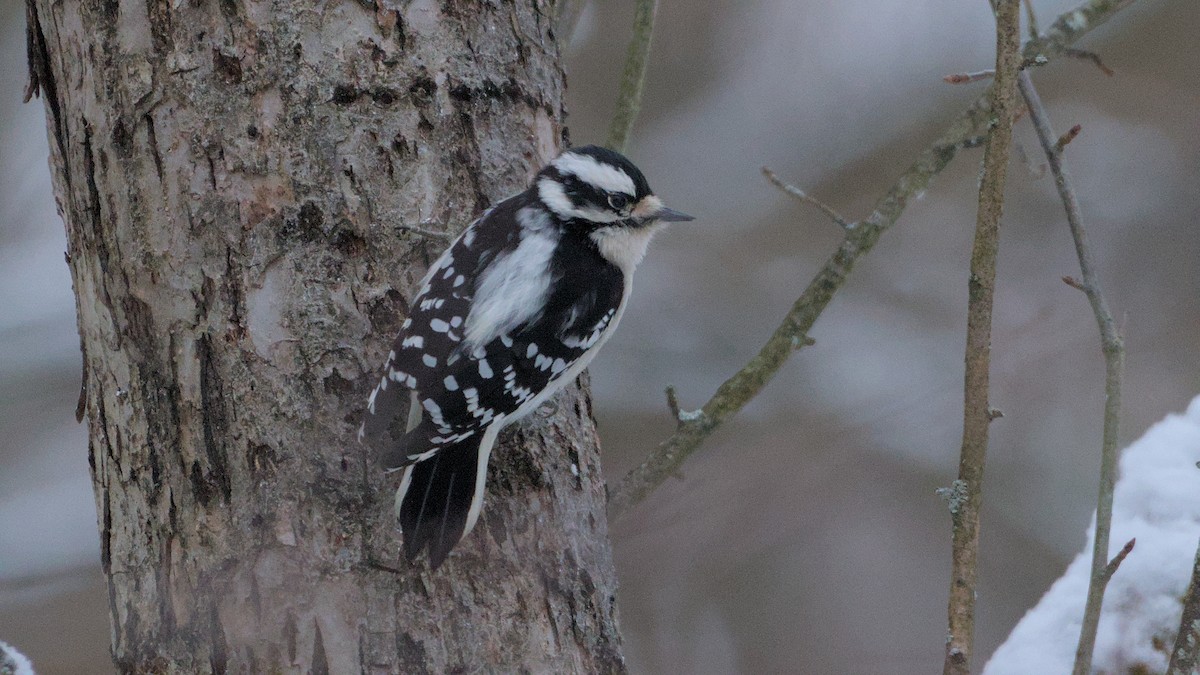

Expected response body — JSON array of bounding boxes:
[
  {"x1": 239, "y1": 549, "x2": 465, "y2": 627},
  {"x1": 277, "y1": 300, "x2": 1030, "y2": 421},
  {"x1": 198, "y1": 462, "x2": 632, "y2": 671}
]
[{"x1": 464, "y1": 208, "x2": 559, "y2": 348}]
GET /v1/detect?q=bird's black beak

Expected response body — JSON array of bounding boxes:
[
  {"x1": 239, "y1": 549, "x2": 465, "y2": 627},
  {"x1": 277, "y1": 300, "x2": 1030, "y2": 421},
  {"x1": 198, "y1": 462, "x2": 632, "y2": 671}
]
[{"x1": 655, "y1": 207, "x2": 695, "y2": 222}]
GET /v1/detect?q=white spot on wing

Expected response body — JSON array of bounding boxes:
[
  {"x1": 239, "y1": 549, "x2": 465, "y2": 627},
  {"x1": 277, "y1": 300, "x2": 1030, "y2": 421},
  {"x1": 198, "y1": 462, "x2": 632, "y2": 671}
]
[{"x1": 422, "y1": 398, "x2": 445, "y2": 427}]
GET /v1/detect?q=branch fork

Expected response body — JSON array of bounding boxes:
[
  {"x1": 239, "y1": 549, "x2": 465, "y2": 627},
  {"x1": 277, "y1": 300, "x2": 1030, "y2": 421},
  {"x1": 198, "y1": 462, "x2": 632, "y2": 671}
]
[
  {"x1": 1019, "y1": 67, "x2": 1127, "y2": 675},
  {"x1": 609, "y1": 0, "x2": 1144, "y2": 528}
]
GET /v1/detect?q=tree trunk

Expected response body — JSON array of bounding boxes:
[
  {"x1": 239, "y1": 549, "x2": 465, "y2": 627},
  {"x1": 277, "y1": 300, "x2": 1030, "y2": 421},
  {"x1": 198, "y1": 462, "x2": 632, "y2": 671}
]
[{"x1": 25, "y1": 0, "x2": 624, "y2": 671}]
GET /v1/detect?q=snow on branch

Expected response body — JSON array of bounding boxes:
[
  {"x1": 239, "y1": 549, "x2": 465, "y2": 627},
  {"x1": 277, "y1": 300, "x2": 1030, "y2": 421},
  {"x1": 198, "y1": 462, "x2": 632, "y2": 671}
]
[{"x1": 985, "y1": 396, "x2": 1200, "y2": 674}]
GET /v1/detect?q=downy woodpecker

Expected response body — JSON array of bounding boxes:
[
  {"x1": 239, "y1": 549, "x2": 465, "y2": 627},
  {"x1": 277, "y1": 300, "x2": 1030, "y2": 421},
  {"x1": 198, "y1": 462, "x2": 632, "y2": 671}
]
[{"x1": 360, "y1": 145, "x2": 693, "y2": 568}]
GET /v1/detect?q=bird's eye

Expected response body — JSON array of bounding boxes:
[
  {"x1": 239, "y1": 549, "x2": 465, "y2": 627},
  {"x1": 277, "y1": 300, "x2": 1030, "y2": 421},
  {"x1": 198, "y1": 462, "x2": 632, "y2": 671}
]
[{"x1": 607, "y1": 194, "x2": 629, "y2": 211}]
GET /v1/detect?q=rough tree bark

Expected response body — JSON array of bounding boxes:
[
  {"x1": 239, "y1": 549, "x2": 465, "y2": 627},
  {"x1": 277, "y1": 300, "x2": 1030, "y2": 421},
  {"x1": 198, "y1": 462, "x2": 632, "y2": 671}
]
[{"x1": 25, "y1": 0, "x2": 624, "y2": 671}]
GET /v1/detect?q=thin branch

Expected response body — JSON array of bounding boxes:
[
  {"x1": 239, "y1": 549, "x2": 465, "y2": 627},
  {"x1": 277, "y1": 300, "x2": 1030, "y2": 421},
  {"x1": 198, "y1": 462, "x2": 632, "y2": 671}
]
[
  {"x1": 762, "y1": 167, "x2": 851, "y2": 229},
  {"x1": 943, "y1": 4, "x2": 1022, "y2": 674},
  {"x1": 1017, "y1": 68, "x2": 1127, "y2": 675},
  {"x1": 1062, "y1": 275, "x2": 1088, "y2": 292},
  {"x1": 1167, "y1": 537, "x2": 1200, "y2": 675},
  {"x1": 605, "y1": 0, "x2": 1143, "y2": 521},
  {"x1": 1023, "y1": 0, "x2": 1040, "y2": 41},
  {"x1": 1064, "y1": 47, "x2": 1115, "y2": 76},
  {"x1": 664, "y1": 385, "x2": 682, "y2": 423},
  {"x1": 605, "y1": 0, "x2": 659, "y2": 153},
  {"x1": 945, "y1": 70, "x2": 997, "y2": 84},
  {"x1": 1055, "y1": 124, "x2": 1082, "y2": 153},
  {"x1": 1101, "y1": 537, "x2": 1135, "y2": 583},
  {"x1": 942, "y1": 56, "x2": 1048, "y2": 85},
  {"x1": 396, "y1": 223, "x2": 454, "y2": 242}
]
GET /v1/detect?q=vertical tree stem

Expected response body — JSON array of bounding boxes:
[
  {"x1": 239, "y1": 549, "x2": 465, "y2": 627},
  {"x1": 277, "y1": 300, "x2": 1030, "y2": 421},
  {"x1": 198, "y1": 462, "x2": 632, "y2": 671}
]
[
  {"x1": 607, "y1": 0, "x2": 1142, "y2": 520},
  {"x1": 606, "y1": 0, "x2": 659, "y2": 153},
  {"x1": 943, "y1": 2, "x2": 1022, "y2": 673},
  {"x1": 1016, "y1": 70, "x2": 1127, "y2": 675},
  {"x1": 1168, "y1": 538, "x2": 1200, "y2": 674}
]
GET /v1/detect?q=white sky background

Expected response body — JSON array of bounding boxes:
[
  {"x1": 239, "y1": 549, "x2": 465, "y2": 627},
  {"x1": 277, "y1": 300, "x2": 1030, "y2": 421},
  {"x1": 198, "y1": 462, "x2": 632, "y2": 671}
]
[{"x1": 1, "y1": 0, "x2": 1197, "y2": 672}]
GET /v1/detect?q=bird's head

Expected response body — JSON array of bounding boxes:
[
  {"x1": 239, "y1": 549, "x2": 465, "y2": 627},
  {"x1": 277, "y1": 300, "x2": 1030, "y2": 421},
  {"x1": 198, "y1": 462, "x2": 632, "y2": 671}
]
[{"x1": 535, "y1": 145, "x2": 693, "y2": 228}]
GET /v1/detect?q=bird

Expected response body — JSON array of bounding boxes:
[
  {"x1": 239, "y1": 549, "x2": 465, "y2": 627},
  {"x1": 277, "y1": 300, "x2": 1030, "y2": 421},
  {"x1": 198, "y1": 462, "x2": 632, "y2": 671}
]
[{"x1": 358, "y1": 145, "x2": 693, "y2": 568}]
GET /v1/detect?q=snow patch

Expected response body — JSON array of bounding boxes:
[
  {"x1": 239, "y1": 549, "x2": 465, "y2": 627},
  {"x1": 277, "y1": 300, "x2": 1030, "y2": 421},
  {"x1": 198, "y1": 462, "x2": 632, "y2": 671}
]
[{"x1": 984, "y1": 395, "x2": 1200, "y2": 674}]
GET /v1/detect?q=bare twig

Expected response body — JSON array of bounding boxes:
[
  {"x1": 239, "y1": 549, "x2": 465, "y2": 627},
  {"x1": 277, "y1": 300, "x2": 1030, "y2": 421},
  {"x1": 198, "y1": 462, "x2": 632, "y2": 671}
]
[
  {"x1": 1023, "y1": 0, "x2": 1040, "y2": 40},
  {"x1": 943, "y1": 4, "x2": 1022, "y2": 674},
  {"x1": 1102, "y1": 537, "x2": 1135, "y2": 582},
  {"x1": 606, "y1": 0, "x2": 1144, "y2": 521},
  {"x1": 945, "y1": 70, "x2": 997, "y2": 84},
  {"x1": 1167, "y1": 537, "x2": 1200, "y2": 675},
  {"x1": 1055, "y1": 123, "x2": 1082, "y2": 152},
  {"x1": 1064, "y1": 48, "x2": 1115, "y2": 76},
  {"x1": 1017, "y1": 69, "x2": 1127, "y2": 675},
  {"x1": 664, "y1": 385, "x2": 682, "y2": 423},
  {"x1": 762, "y1": 167, "x2": 851, "y2": 229},
  {"x1": 1062, "y1": 275, "x2": 1088, "y2": 292},
  {"x1": 942, "y1": 56, "x2": 1048, "y2": 85},
  {"x1": 396, "y1": 223, "x2": 453, "y2": 241},
  {"x1": 605, "y1": 0, "x2": 659, "y2": 153}
]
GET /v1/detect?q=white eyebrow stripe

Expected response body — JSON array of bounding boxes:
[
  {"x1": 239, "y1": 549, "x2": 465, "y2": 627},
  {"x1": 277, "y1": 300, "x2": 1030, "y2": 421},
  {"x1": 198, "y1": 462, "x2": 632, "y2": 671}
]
[
  {"x1": 537, "y1": 179, "x2": 624, "y2": 223},
  {"x1": 553, "y1": 152, "x2": 636, "y2": 195}
]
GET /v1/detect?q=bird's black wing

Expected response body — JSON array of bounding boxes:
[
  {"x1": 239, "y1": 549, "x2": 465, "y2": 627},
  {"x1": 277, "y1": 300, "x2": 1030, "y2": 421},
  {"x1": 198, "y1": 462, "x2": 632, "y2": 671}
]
[{"x1": 358, "y1": 194, "x2": 525, "y2": 451}]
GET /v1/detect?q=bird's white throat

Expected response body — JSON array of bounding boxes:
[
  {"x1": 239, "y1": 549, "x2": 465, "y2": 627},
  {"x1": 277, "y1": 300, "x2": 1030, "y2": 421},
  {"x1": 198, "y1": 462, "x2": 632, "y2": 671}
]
[{"x1": 590, "y1": 222, "x2": 665, "y2": 274}]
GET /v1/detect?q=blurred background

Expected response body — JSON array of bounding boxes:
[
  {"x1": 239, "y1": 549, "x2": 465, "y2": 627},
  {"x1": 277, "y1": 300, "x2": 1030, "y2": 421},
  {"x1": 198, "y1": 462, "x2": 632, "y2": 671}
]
[{"x1": 2, "y1": 0, "x2": 1197, "y2": 672}]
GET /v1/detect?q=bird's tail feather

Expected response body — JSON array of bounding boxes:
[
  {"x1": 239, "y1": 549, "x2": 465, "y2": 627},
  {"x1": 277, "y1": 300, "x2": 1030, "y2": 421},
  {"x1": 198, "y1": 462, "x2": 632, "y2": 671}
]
[{"x1": 395, "y1": 427, "x2": 494, "y2": 568}]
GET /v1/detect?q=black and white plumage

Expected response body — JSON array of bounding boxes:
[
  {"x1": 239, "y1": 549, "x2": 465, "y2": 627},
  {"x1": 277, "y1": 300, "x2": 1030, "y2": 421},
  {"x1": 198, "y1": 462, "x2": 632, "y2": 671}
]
[{"x1": 359, "y1": 145, "x2": 693, "y2": 568}]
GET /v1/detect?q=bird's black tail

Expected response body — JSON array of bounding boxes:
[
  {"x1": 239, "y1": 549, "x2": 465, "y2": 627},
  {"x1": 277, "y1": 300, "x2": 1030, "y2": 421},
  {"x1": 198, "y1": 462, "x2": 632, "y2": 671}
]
[{"x1": 395, "y1": 428, "x2": 492, "y2": 569}]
